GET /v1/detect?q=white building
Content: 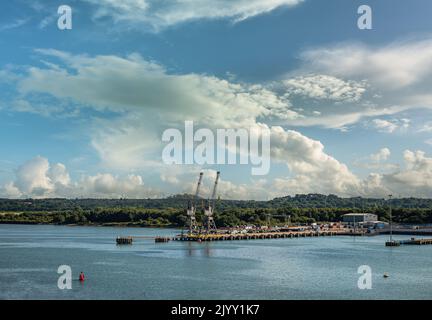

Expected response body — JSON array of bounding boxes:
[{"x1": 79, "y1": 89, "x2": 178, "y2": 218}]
[{"x1": 342, "y1": 213, "x2": 378, "y2": 224}]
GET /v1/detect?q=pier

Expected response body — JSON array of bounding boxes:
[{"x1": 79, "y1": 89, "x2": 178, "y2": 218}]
[
  {"x1": 173, "y1": 229, "x2": 363, "y2": 242},
  {"x1": 116, "y1": 235, "x2": 171, "y2": 245},
  {"x1": 116, "y1": 229, "x2": 365, "y2": 244},
  {"x1": 386, "y1": 238, "x2": 432, "y2": 247}
]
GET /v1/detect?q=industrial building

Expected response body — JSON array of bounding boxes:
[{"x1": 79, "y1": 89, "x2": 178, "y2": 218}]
[{"x1": 342, "y1": 213, "x2": 378, "y2": 224}]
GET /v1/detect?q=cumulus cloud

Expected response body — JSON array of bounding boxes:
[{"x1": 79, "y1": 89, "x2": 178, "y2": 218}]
[
  {"x1": 162, "y1": 168, "x2": 270, "y2": 200},
  {"x1": 12, "y1": 156, "x2": 65, "y2": 196},
  {"x1": 282, "y1": 39, "x2": 432, "y2": 130},
  {"x1": 301, "y1": 39, "x2": 432, "y2": 90},
  {"x1": 372, "y1": 118, "x2": 410, "y2": 133},
  {"x1": 372, "y1": 119, "x2": 398, "y2": 133},
  {"x1": 1, "y1": 156, "x2": 159, "y2": 199},
  {"x1": 5, "y1": 49, "x2": 432, "y2": 198},
  {"x1": 78, "y1": 173, "x2": 149, "y2": 198},
  {"x1": 83, "y1": 0, "x2": 303, "y2": 30},
  {"x1": 353, "y1": 148, "x2": 398, "y2": 172},
  {"x1": 16, "y1": 50, "x2": 300, "y2": 170},
  {"x1": 18, "y1": 49, "x2": 298, "y2": 129},
  {"x1": 269, "y1": 127, "x2": 361, "y2": 195},
  {"x1": 282, "y1": 74, "x2": 366, "y2": 102},
  {"x1": 380, "y1": 150, "x2": 432, "y2": 197},
  {"x1": 370, "y1": 148, "x2": 391, "y2": 162}
]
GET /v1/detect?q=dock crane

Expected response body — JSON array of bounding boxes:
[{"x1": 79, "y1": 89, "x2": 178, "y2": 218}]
[
  {"x1": 204, "y1": 171, "x2": 220, "y2": 233},
  {"x1": 187, "y1": 172, "x2": 203, "y2": 234}
]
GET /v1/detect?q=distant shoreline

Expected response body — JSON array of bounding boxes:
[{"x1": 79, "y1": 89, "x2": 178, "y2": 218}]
[{"x1": 0, "y1": 221, "x2": 180, "y2": 229}]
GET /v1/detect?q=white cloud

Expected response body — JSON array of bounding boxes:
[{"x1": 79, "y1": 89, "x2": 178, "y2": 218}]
[
  {"x1": 0, "y1": 19, "x2": 28, "y2": 32},
  {"x1": 372, "y1": 119, "x2": 397, "y2": 133},
  {"x1": 3, "y1": 182, "x2": 22, "y2": 198},
  {"x1": 289, "y1": 106, "x2": 405, "y2": 130},
  {"x1": 7, "y1": 49, "x2": 432, "y2": 199},
  {"x1": 2, "y1": 156, "x2": 71, "y2": 198},
  {"x1": 269, "y1": 126, "x2": 361, "y2": 196},
  {"x1": 282, "y1": 74, "x2": 366, "y2": 102},
  {"x1": 281, "y1": 38, "x2": 432, "y2": 129},
  {"x1": 90, "y1": 114, "x2": 163, "y2": 170},
  {"x1": 353, "y1": 148, "x2": 398, "y2": 172},
  {"x1": 418, "y1": 122, "x2": 432, "y2": 133},
  {"x1": 19, "y1": 50, "x2": 298, "y2": 129},
  {"x1": 83, "y1": 0, "x2": 303, "y2": 31},
  {"x1": 78, "y1": 173, "x2": 148, "y2": 198},
  {"x1": 17, "y1": 50, "x2": 300, "y2": 170},
  {"x1": 3, "y1": 148, "x2": 432, "y2": 199},
  {"x1": 1, "y1": 156, "x2": 160, "y2": 199},
  {"x1": 371, "y1": 118, "x2": 411, "y2": 133},
  {"x1": 379, "y1": 150, "x2": 432, "y2": 197},
  {"x1": 300, "y1": 39, "x2": 432, "y2": 90},
  {"x1": 0, "y1": 68, "x2": 21, "y2": 84},
  {"x1": 370, "y1": 148, "x2": 391, "y2": 162}
]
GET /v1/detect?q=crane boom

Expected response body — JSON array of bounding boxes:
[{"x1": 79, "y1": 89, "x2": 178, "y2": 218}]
[
  {"x1": 194, "y1": 172, "x2": 204, "y2": 201},
  {"x1": 211, "y1": 171, "x2": 220, "y2": 201},
  {"x1": 210, "y1": 171, "x2": 220, "y2": 210}
]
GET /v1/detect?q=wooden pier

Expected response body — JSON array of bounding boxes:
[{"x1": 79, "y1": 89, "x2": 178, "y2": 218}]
[
  {"x1": 116, "y1": 235, "x2": 171, "y2": 245},
  {"x1": 116, "y1": 229, "x2": 365, "y2": 245},
  {"x1": 155, "y1": 236, "x2": 171, "y2": 243},
  {"x1": 116, "y1": 236, "x2": 133, "y2": 245},
  {"x1": 172, "y1": 229, "x2": 363, "y2": 242},
  {"x1": 386, "y1": 238, "x2": 432, "y2": 247}
]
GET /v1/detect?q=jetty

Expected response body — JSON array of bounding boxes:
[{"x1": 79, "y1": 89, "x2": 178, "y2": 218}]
[
  {"x1": 173, "y1": 229, "x2": 362, "y2": 242},
  {"x1": 386, "y1": 237, "x2": 432, "y2": 247},
  {"x1": 116, "y1": 235, "x2": 170, "y2": 245},
  {"x1": 116, "y1": 228, "x2": 365, "y2": 244}
]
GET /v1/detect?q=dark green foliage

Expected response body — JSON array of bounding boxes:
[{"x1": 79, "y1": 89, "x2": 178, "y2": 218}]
[{"x1": 0, "y1": 194, "x2": 431, "y2": 227}]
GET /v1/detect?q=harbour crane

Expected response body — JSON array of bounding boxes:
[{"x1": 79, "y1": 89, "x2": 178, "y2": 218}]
[
  {"x1": 187, "y1": 172, "x2": 203, "y2": 234},
  {"x1": 204, "y1": 171, "x2": 220, "y2": 233}
]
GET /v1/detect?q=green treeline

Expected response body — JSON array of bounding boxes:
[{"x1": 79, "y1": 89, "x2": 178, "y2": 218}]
[
  {"x1": 1, "y1": 203, "x2": 432, "y2": 227},
  {"x1": 2, "y1": 194, "x2": 432, "y2": 212}
]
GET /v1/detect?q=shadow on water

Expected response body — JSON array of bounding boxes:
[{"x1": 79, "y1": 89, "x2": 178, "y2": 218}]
[{"x1": 184, "y1": 242, "x2": 213, "y2": 258}]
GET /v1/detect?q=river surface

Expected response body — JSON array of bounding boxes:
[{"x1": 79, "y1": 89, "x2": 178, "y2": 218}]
[{"x1": 0, "y1": 224, "x2": 431, "y2": 300}]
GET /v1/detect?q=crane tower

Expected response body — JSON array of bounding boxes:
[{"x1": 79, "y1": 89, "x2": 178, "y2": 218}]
[
  {"x1": 204, "y1": 171, "x2": 220, "y2": 233},
  {"x1": 186, "y1": 172, "x2": 203, "y2": 234}
]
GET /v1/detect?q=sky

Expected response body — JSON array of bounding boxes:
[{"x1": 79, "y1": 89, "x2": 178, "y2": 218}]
[{"x1": 0, "y1": 0, "x2": 432, "y2": 200}]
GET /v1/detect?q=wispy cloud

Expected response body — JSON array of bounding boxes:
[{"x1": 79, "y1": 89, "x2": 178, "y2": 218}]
[
  {"x1": 0, "y1": 18, "x2": 28, "y2": 31},
  {"x1": 83, "y1": 0, "x2": 304, "y2": 31}
]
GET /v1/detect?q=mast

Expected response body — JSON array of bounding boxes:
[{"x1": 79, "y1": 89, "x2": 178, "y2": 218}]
[{"x1": 389, "y1": 194, "x2": 393, "y2": 242}]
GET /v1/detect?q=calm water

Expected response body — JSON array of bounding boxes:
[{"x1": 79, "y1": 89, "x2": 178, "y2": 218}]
[{"x1": 0, "y1": 224, "x2": 431, "y2": 300}]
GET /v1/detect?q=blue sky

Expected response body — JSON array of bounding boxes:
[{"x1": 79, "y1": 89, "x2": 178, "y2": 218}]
[{"x1": 1, "y1": 0, "x2": 432, "y2": 199}]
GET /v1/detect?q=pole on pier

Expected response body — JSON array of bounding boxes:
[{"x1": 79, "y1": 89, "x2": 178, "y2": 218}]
[
  {"x1": 389, "y1": 194, "x2": 393, "y2": 242},
  {"x1": 353, "y1": 214, "x2": 356, "y2": 236}
]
